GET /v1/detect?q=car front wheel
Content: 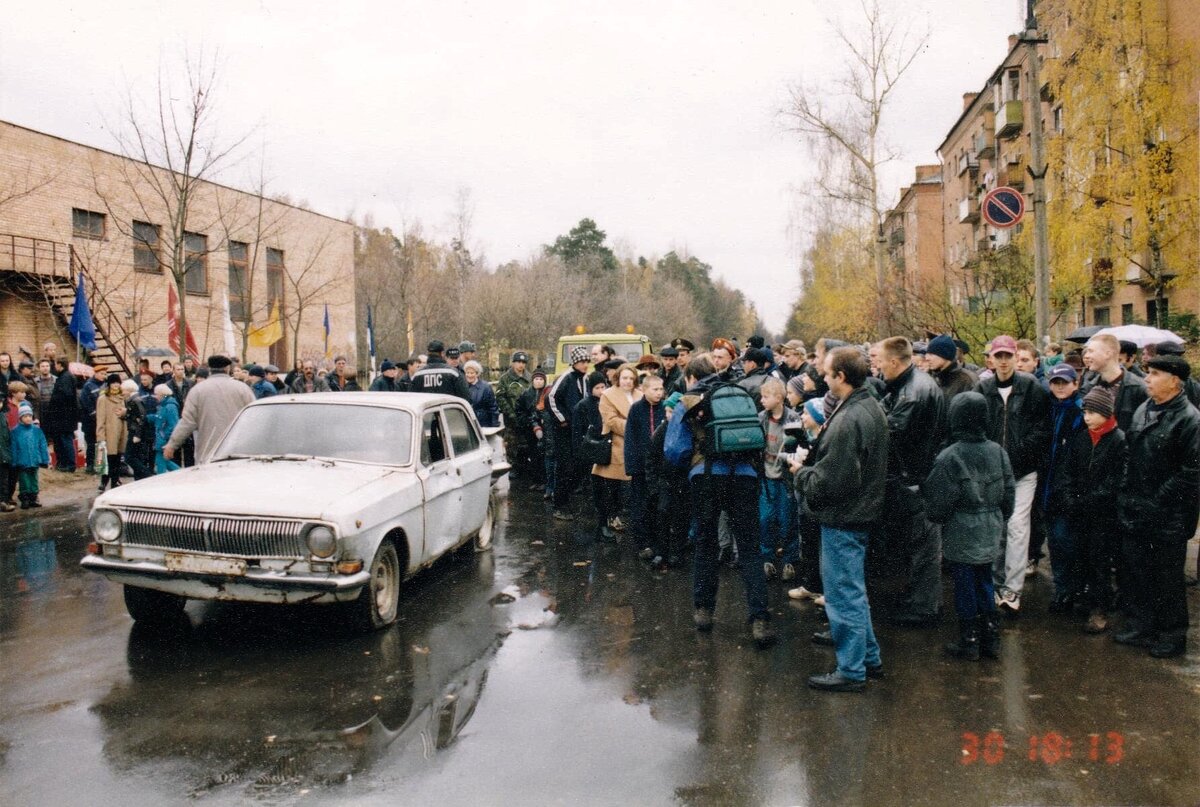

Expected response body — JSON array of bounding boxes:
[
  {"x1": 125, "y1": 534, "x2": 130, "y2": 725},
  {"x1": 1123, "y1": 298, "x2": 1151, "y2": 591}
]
[
  {"x1": 350, "y1": 541, "x2": 401, "y2": 631},
  {"x1": 123, "y1": 585, "x2": 186, "y2": 623}
]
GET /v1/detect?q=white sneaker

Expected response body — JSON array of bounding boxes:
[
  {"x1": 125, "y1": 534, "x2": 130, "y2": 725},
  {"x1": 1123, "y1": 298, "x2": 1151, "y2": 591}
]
[
  {"x1": 788, "y1": 586, "x2": 816, "y2": 601},
  {"x1": 813, "y1": 594, "x2": 826, "y2": 607},
  {"x1": 999, "y1": 590, "x2": 1021, "y2": 612},
  {"x1": 763, "y1": 562, "x2": 777, "y2": 579},
  {"x1": 781, "y1": 563, "x2": 797, "y2": 581}
]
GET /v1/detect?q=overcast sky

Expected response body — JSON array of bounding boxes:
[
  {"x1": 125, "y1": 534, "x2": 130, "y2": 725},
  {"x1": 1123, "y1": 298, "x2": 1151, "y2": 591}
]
[{"x1": 0, "y1": 1, "x2": 1024, "y2": 332}]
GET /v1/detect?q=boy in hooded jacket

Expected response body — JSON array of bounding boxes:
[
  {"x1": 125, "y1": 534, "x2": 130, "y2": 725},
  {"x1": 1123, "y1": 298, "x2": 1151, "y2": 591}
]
[{"x1": 923, "y1": 392, "x2": 1016, "y2": 661}]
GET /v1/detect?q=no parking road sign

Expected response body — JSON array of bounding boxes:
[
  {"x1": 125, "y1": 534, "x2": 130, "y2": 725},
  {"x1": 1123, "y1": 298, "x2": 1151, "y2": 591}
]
[{"x1": 982, "y1": 186, "x2": 1025, "y2": 229}]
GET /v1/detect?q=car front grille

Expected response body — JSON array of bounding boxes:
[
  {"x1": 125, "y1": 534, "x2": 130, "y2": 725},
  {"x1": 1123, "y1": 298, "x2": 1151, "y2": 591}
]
[{"x1": 119, "y1": 509, "x2": 309, "y2": 558}]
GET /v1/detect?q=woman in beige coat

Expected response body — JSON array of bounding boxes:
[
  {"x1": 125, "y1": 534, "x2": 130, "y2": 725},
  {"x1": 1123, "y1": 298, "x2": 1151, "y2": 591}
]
[
  {"x1": 94, "y1": 373, "x2": 128, "y2": 492},
  {"x1": 593, "y1": 364, "x2": 641, "y2": 538}
]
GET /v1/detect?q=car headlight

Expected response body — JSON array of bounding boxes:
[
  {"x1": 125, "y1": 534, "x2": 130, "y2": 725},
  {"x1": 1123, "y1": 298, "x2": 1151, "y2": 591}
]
[
  {"x1": 305, "y1": 525, "x2": 337, "y2": 558},
  {"x1": 91, "y1": 509, "x2": 123, "y2": 543}
]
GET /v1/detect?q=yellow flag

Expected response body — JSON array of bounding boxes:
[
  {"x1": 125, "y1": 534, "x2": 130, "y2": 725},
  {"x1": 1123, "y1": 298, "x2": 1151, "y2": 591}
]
[{"x1": 248, "y1": 302, "x2": 283, "y2": 347}]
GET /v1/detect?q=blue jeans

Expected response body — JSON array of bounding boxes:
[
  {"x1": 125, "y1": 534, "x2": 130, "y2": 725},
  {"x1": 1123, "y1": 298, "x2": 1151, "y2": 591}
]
[
  {"x1": 1044, "y1": 515, "x2": 1076, "y2": 599},
  {"x1": 692, "y1": 474, "x2": 769, "y2": 622},
  {"x1": 820, "y1": 525, "x2": 881, "y2": 681},
  {"x1": 949, "y1": 562, "x2": 995, "y2": 619},
  {"x1": 759, "y1": 478, "x2": 798, "y2": 564}
]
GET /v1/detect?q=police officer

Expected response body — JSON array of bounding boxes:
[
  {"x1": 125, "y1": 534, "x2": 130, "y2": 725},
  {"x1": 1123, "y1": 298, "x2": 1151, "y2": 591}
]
[
  {"x1": 409, "y1": 341, "x2": 469, "y2": 400},
  {"x1": 446, "y1": 345, "x2": 466, "y2": 380},
  {"x1": 497, "y1": 351, "x2": 533, "y2": 476},
  {"x1": 660, "y1": 345, "x2": 682, "y2": 392}
]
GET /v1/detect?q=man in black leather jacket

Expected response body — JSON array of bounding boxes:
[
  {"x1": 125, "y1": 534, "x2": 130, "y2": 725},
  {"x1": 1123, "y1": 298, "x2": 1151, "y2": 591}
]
[{"x1": 877, "y1": 336, "x2": 947, "y2": 625}]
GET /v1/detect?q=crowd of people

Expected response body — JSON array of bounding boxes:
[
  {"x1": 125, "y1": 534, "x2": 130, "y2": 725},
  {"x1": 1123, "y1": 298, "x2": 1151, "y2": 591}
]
[
  {"x1": 2, "y1": 330, "x2": 1197, "y2": 693},
  {"x1": 489, "y1": 331, "x2": 1198, "y2": 692}
]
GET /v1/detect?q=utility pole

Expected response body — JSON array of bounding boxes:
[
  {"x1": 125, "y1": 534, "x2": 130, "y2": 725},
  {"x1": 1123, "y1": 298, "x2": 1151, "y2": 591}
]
[
  {"x1": 875, "y1": 223, "x2": 888, "y2": 338},
  {"x1": 1023, "y1": 0, "x2": 1051, "y2": 346}
]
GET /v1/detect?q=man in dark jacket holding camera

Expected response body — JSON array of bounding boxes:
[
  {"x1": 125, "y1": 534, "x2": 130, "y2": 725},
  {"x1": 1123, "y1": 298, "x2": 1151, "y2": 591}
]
[{"x1": 794, "y1": 347, "x2": 889, "y2": 692}]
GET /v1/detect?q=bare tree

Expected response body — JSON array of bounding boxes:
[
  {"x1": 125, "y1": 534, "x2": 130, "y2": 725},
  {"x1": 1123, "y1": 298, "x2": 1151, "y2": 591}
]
[
  {"x1": 96, "y1": 52, "x2": 249, "y2": 357},
  {"x1": 280, "y1": 227, "x2": 348, "y2": 363},
  {"x1": 782, "y1": 0, "x2": 927, "y2": 336}
]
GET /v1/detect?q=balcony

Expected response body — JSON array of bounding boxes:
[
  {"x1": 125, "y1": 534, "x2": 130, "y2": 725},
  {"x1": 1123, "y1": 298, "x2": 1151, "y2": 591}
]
[
  {"x1": 1087, "y1": 171, "x2": 1110, "y2": 204},
  {"x1": 958, "y1": 197, "x2": 980, "y2": 223},
  {"x1": 956, "y1": 151, "x2": 980, "y2": 176},
  {"x1": 1005, "y1": 157, "x2": 1026, "y2": 188},
  {"x1": 889, "y1": 227, "x2": 905, "y2": 246},
  {"x1": 974, "y1": 132, "x2": 994, "y2": 160},
  {"x1": 995, "y1": 100, "x2": 1024, "y2": 139}
]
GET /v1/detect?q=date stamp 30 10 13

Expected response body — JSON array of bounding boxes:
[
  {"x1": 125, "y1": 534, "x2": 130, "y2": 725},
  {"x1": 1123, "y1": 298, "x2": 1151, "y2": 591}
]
[{"x1": 960, "y1": 731, "x2": 1125, "y2": 766}]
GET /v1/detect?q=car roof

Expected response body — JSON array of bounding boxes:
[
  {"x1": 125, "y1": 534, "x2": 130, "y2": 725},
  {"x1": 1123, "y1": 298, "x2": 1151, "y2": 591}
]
[{"x1": 249, "y1": 391, "x2": 467, "y2": 412}]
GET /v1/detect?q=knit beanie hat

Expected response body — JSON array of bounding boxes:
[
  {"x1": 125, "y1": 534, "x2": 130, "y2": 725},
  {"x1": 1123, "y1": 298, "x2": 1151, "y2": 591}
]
[
  {"x1": 586, "y1": 371, "x2": 608, "y2": 389},
  {"x1": 570, "y1": 346, "x2": 590, "y2": 365},
  {"x1": 803, "y1": 398, "x2": 827, "y2": 425},
  {"x1": 787, "y1": 375, "x2": 806, "y2": 399},
  {"x1": 927, "y1": 334, "x2": 958, "y2": 362},
  {"x1": 1081, "y1": 386, "x2": 1115, "y2": 419}
]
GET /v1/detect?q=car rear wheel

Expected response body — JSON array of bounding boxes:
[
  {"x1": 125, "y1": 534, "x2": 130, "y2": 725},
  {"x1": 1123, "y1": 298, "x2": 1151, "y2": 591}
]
[
  {"x1": 475, "y1": 492, "x2": 498, "y2": 553},
  {"x1": 123, "y1": 585, "x2": 186, "y2": 623},
  {"x1": 351, "y1": 541, "x2": 400, "y2": 631}
]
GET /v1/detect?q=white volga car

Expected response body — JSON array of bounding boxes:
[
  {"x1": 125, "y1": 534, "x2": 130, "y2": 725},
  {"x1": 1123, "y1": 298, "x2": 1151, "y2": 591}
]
[{"x1": 81, "y1": 392, "x2": 508, "y2": 630}]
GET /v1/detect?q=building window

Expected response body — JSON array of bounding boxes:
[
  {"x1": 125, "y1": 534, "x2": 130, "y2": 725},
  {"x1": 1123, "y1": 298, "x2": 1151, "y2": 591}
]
[
  {"x1": 1121, "y1": 303, "x2": 1134, "y2": 324},
  {"x1": 1006, "y1": 69, "x2": 1021, "y2": 102},
  {"x1": 1052, "y1": 106, "x2": 1063, "y2": 133},
  {"x1": 72, "y1": 208, "x2": 106, "y2": 240},
  {"x1": 1122, "y1": 217, "x2": 1133, "y2": 243},
  {"x1": 1146, "y1": 299, "x2": 1167, "y2": 326},
  {"x1": 266, "y1": 247, "x2": 285, "y2": 273},
  {"x1": 1093, "y1": 307, "x2": 1111, "y2": 326},
  {"x1": 132, "y1": 221, "x2": 160, "y2": 273},
  {"x1": 184, "y1": 232, "x2": 208, "y2": 295},
  {"x1": 228, "y1": 241, "x2": 249, "y2": 321}
]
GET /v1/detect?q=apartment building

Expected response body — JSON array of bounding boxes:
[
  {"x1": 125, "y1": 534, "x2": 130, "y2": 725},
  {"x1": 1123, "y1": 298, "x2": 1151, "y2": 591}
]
[
  {"x1": 883, "y1": 164, "x2": 944, "y2": 326},
  {"x1": 0, "y1": 120, "x2": 356, "y2": 376}
]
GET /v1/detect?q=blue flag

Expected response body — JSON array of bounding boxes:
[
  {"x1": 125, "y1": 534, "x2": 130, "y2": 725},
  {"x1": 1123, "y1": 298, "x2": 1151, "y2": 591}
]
[
  {"x1": 323, "y1": 303, "x2": 331, "y2": 358},
  {"x1": 68, "y1": 273, "x2": 97, "y2": 351},
  {"x1": 366, "y1": 304, "x2": 376, "y2": 357}
]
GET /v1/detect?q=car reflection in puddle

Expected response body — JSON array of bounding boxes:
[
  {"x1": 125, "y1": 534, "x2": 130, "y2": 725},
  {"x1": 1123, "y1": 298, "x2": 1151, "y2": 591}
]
[{"x1": 88, "y1": 544, "x2": 540, "y2": 799}]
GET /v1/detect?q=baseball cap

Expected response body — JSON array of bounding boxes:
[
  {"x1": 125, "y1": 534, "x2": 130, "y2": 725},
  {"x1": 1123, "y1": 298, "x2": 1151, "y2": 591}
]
[
  {"x1": 1047, "y1": 364, "x2": 1077, "y2": 382},
  {"x1": 990, "y1": 335, "x2": 1018, "y2": 355}
]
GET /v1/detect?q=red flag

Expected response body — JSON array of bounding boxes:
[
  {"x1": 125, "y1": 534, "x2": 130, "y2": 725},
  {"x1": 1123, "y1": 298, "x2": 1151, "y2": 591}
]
[{"x1": 167, "y1": 282, "x2": 199, "y2": 359}]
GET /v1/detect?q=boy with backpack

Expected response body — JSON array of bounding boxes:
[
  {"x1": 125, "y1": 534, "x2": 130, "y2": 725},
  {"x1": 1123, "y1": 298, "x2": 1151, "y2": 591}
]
[{"x1": 664, "y1": 353, "x2": 774, "y2": 648}]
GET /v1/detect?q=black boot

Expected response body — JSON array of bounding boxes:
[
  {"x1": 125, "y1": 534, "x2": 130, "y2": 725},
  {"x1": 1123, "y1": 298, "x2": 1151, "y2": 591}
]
[
  {"x1": 979, "y1": 614, "x2": 1001, "y2": 660},
  {"x1": 944, "y1": 618, "x2": 981, "y2": 661}
]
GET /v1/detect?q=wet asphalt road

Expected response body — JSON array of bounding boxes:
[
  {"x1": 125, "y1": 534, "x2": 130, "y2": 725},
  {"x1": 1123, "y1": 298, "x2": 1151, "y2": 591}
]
[{"x1": 1, "y1": 486, "x2": 1198, "y2": 807}]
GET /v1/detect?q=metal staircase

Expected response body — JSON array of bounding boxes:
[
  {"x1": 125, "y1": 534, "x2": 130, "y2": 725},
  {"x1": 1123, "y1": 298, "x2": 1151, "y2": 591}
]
[{"x1": 0, "y1": 233, "x2": 135, "y2": 377}]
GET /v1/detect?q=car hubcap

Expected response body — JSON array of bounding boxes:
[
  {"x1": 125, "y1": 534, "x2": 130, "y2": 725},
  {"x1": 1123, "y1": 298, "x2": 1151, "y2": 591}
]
[{"x1": 373, "y1": 550, "x2": 398, "y2": 620}]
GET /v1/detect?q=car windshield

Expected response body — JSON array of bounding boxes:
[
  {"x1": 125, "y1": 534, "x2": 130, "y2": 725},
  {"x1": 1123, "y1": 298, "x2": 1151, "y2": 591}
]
[{"x1": 211, "y1": 404, "x2": 413, "y2": 466}]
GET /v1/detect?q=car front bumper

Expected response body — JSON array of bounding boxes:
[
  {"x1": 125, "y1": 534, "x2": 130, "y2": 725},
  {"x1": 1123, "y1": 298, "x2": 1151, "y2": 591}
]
[{"x1": 81, "y1": 554, "x2": 372, "y2": 605}]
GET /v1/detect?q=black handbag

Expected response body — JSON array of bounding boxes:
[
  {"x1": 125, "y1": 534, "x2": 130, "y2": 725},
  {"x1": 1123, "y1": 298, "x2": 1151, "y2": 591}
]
[{"x1": 582, "y1": 426, "x2": 612, "y2": 466}]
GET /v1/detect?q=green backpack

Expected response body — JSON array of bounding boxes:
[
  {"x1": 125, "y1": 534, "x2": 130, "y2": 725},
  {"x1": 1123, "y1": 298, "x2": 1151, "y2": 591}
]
[{"x1": 688, "y1": 382, "x2": 766, "y2": 468}]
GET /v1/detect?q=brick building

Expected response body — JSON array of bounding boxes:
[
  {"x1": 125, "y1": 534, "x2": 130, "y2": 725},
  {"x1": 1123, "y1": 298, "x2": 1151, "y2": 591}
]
[
  {"x1": 883, "y1": 164, "x2": 944, "y2": 329},
  {"x1": 0, "y1": 120, "x2": 356, "y2": 376}
]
